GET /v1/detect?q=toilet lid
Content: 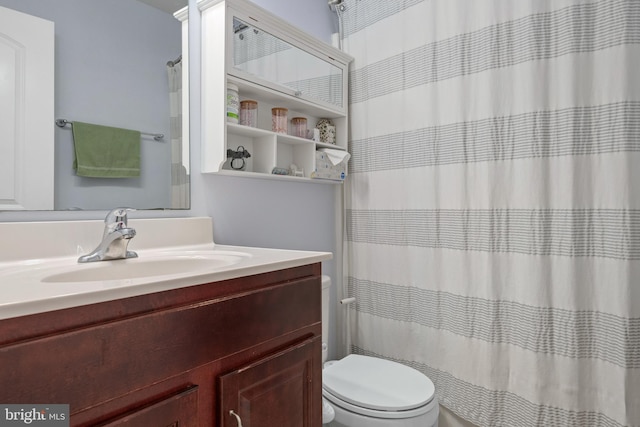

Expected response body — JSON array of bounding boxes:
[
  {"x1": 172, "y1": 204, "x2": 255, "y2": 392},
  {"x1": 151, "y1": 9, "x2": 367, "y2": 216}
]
[{"x1": 323, "y1": 354, "x2": 435, "y2": 412}]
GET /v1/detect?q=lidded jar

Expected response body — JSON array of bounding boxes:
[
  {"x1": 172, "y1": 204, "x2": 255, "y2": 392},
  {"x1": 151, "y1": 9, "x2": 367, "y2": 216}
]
[
  {"x1": 291, "y1": 117, "x2": 308, "y2": 138},
  {"x1": 240, "y1": 100, "x2": 258, "y2": 127},
  {"x1": 271, "y1": 107, "x2": 288, "y2": 134}
]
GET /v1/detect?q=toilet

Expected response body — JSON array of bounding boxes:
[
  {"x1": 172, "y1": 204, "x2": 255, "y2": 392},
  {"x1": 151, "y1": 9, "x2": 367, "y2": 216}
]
[{"x1": 321, "y1": 276, "x2": 439, "y2": 426}]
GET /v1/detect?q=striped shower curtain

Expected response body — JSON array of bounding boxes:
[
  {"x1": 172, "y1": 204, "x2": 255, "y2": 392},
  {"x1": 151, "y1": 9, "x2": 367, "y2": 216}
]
[{"x1": 342, "y1": 1, "x2": 640, "y2": 426}]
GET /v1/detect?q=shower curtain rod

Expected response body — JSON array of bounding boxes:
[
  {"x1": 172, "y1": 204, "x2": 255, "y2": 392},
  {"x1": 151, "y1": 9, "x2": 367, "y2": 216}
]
[
  {"x1": 328, "y1": 0, "x2": 345, "y2": 11},
  {"x1": 167, "y1": 54, "x2": 182, "y2": 67},
  {"x1": 55, "y1": 119, "x2": 164, "y2": 141}
]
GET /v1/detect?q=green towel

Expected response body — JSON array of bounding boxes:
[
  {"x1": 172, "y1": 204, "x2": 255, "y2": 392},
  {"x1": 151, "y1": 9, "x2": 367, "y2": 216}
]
[{"x1": 72, "y1": 121, "x2": 141, "y2": 178}]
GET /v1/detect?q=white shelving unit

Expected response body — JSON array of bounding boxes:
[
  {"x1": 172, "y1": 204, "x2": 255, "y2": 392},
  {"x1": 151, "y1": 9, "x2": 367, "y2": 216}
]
[{"x1": 198, "y1": 0, "x2": 353, "y2": 183}]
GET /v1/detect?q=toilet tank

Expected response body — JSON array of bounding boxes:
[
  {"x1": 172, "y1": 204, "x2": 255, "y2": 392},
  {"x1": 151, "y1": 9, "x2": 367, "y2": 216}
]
[{"x1": 321, "y1": 275, "x2": 331, "y2": 362}]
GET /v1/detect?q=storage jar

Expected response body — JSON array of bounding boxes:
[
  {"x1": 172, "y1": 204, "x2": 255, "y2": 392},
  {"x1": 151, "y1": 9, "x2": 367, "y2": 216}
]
[
  {"x1": 291, "y1": 117, "x2": 307, "y2": 138},
  {"x1": 271, "y1": 108, "x2": 288, "y2": 134},
  {"x1": 240, "y1": 100, "x2": 258, "y2": 127}
]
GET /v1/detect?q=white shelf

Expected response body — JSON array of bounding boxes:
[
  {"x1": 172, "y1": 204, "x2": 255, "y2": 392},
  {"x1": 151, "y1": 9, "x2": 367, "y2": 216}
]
[
  {"x1": 316, "y1": 141, "x2": 345, "y2": 151},
  {"x1": 226, "y1": 122, "x2": 273, "y2": 138},
  {"x1": 215, "y1": 169, "x2": 344, "y2": 184},
  {"x1": 199, "y1": 0, "x2": 352, "y2": 183}
]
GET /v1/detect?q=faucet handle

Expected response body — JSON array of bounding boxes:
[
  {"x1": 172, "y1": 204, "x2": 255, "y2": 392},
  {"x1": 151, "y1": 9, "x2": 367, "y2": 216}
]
[{"x1": 104, "y1": 207, "x2": 136, "y2": 234}]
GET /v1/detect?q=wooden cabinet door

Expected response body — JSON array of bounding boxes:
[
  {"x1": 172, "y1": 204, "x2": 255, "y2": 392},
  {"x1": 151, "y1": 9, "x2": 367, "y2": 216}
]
[
  {"x1": 96, "y1": 386, "x2": 198, "y2": 427},
  {"x1": 219, "y1": 337, "x2": 321, "y2": 427}
]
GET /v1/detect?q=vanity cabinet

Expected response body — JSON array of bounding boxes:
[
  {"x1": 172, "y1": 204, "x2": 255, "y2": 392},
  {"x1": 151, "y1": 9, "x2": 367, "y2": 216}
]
[
  {"x1": 220, "y1": 336, "x2": 319, "y2": 427},
  {"x1": 198, "y1": 0, "x2": 352, "y2": 181},
  {"x1": 96, "y1": 386, "x2": 199, "y2": 427},
  {"x1": 0, "y1": 264, "x2": 322, "y2": 427}
]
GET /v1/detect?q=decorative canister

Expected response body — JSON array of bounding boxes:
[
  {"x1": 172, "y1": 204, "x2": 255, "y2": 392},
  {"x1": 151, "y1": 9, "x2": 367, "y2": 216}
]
[
  {"x1": 226, "y1": 84, "x2": 239, "y2": 123},
  {"x1": 316, "y1": 118, "x2": 336, "y2": 144},
  {"x1": 240, "y1": 100, "x2": 258, "y2": 127},
  {"x1": 271, "y1": 108, "x2": 288, "y2": 134},
  {"x1": 291, "y1": 117, "x2": 307, "y2": 138}
]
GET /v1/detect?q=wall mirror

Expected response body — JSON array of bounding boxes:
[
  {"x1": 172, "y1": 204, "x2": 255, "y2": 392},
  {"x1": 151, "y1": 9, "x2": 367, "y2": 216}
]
[
  {"x1": 0, "y1": 0, "x2": 189, "y2": 211},
  {"x1": 231, "y1": 16, "x2": 343, "y2": 110}
]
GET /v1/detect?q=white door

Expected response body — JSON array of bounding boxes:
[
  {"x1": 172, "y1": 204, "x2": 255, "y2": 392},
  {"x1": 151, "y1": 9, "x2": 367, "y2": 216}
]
[{"x1": 0, "y1": 6, "x2": 54, "y2": 210}]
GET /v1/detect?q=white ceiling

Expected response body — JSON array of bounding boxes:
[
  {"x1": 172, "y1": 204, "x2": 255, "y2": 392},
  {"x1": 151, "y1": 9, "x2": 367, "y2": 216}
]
[{"x1": 137, "y1": 0, "x2": 188, "y2": 15}]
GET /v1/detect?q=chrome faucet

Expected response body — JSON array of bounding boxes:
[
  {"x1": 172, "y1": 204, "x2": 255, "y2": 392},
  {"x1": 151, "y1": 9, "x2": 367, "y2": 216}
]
[{"x1": 78, "y1": 208, "x2": 138, "y2": 263}]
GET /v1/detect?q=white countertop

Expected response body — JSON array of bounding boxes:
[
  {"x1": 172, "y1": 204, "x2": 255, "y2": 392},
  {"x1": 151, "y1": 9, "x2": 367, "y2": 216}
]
[{"x1": 0, "y1": 217, "x2": 332, "y2": 320}]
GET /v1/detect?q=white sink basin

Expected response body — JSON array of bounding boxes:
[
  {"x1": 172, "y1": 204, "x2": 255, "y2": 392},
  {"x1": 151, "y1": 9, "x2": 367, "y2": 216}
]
[
  {"x1": 0, "y1": 217, "x2": 333, "y2": 321},
  {"x1": 41, "y1": 252, "x2": 248, "y2": 283}
]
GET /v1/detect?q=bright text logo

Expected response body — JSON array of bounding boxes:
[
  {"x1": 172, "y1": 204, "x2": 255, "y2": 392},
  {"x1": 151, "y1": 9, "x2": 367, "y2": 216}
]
[{"x1": 0, "y1": 405, "x2": 68, "y2": 426}]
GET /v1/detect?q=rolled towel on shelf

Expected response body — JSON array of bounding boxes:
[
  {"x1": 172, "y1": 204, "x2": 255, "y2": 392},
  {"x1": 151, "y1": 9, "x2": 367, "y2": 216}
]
[{"x1": 72, "y1": 122, "x2": 141, "y2": 178}]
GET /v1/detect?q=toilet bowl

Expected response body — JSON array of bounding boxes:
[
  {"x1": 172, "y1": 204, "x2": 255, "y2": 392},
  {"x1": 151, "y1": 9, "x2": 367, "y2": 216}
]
[{"x1": 321, "y1": 276, "x2": 439, "y2": 426}]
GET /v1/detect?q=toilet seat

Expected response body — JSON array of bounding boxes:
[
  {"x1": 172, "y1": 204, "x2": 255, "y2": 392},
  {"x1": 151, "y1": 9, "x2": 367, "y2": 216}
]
[{"x1": 323, "y1": 354, "x2": 436, "y2": 420}]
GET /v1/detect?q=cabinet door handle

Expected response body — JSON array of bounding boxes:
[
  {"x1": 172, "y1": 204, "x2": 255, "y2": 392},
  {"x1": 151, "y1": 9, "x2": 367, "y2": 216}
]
[{"x1": 229, "y1": 410, "x2": 243, "y2": 427}]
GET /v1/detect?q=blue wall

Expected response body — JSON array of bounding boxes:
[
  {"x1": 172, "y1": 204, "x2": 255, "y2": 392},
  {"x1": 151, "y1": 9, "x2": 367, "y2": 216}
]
[{"x1": 189, "y1": 0, "x2": 342, "y2": 358}]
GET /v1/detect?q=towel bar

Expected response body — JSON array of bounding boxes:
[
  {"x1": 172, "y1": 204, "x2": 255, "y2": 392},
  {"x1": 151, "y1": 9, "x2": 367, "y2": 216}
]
[{"x1": 55, "y1": 119, "x2": 164, "y2": 141}]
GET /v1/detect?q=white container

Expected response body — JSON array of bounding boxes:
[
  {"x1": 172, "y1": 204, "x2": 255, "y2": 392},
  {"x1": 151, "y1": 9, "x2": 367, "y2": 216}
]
[
  {"x1": 226, "y1": 83, "x2": 239, "y2": 123},
  {"x1": 311, "y1": 149, "x2": 349, "y2": 181}
]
